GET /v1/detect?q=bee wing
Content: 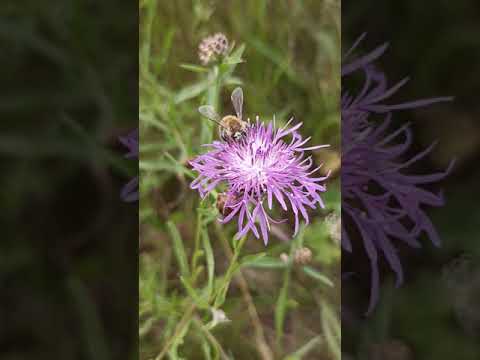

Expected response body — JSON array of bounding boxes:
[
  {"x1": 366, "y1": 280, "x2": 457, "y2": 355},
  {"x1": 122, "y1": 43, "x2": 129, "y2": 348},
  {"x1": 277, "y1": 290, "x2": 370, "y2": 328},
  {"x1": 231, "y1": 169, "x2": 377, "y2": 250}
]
[
  {"x1": 231, "y1": 87, "x2": 243, "y2": 120},
  {"x1": 198, "y1": 105, "x2": 221, "y2": 123}
]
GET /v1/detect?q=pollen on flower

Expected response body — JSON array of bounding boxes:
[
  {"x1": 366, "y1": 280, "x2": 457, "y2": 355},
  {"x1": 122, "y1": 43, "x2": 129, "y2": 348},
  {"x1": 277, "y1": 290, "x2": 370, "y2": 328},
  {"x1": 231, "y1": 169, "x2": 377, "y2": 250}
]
[{"x1": 190, "y1": 116, "x2": 330, "y2": 244}]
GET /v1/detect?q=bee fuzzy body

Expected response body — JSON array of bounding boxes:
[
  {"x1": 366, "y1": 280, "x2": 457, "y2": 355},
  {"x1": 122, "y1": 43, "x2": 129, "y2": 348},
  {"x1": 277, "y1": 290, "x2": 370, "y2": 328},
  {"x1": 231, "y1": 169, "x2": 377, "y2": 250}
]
[{"x1": 219, "y1": 115, "x2": 248, "y2": 141}]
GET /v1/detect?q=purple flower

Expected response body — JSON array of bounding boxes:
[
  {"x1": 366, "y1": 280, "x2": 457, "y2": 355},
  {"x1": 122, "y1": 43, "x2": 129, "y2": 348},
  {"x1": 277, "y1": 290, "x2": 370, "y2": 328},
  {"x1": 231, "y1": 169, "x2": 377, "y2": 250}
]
[
  {"x1": 342, "y1": 35, "x2": 454, "y2": 314},
  {"x1": 190, "y1": 117, "x2": 330, "y2": 244},
  {"x1": 119, "y1": 128, "x2": 139, "y2": 202}
]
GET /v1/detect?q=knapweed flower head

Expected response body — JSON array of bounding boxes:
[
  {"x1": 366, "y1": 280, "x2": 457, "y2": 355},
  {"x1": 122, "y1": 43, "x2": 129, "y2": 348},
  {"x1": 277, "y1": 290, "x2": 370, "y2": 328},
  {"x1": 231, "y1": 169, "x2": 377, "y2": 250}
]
[
  {"x1": 198, "y1": 33, "x2": 229, "y2": 66},
  {"x1": 119, "y1": 128, "x2": 139, "y2": 202},
  {"x1": 342, "y1": 34, "x2": 454, "y2": 314},
  {"x1": 190, "y1": 116, "x2": 330, "y2": 244}
]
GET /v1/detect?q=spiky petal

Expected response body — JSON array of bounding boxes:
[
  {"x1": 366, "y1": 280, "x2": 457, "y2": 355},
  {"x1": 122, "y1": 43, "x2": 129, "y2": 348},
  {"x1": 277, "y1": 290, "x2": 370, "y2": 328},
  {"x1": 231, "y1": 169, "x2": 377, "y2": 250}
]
[
  {"x1": 119, "y1": 128, "x2": 139, "y2": 202},
  {"x1": 342, "y1": 36, "x2": 453, "y2": 314},
  {"x1": 190, "y1": 117, "x2": 330, "y2": 244}
]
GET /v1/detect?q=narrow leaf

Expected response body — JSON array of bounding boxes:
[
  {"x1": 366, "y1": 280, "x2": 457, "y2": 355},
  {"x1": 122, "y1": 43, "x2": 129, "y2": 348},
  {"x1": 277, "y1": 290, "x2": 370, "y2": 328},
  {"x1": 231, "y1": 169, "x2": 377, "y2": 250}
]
[
  {"x1": 302, "y1": 266, "x2": 334, "y2": 287},
  {"x1": 321, "y1": 301, "x2": 341, "y2": 360},
  {"x1": 174, "y1": 79, "x2": 211, "y2": 104},
  {"x1": 180, "y1": 63, "x2": 209, "y2": 73},
  {"x1": 167, "y1": 220, "x2": 190, "y2": 278},
  {"x1": 202, "y1": 229, "x2": 215, "y2": 298}
]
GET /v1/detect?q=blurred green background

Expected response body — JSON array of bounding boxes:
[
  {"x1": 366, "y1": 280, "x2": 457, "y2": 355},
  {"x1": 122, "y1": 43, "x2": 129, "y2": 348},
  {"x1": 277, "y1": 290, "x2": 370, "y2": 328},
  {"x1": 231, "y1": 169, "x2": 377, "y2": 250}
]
[
  {"x1": 343, "y1": 1, "x2": 480, "y2": 359},
  {"x1": 5, "y1": 1, "x2": 477, "y2": 359},
  {"x1": 0, "y1": 1, "x2": 137, "y2": 359},
  {"x1": 140, "y1": 0, "x2": 340, "y2": 359}
]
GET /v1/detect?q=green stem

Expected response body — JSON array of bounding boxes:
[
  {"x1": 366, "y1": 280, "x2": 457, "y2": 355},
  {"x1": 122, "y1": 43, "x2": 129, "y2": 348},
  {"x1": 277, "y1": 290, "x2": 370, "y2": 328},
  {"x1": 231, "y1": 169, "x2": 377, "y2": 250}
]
[
  {"x1": 215, "y1": 223, "x2": 274, "y2": 360},
  {"x1": 207, "y1": 65, "x2": 220, "y2": 109},
  {"x1": 193, "y1": 316, "x2": 231, "y2": 360},
  {"x1": 191, "y1": 211, "x2": 203, "y2": 275},
  {"x1": 213, "y1": 234, "x2": 248, "y2": 308},
  {"x1": 275, "y1": 235, "x2": 298, "y2": 350},
  {"x1": 201, "y1": 65, "x2": 221, "y2": 144}
]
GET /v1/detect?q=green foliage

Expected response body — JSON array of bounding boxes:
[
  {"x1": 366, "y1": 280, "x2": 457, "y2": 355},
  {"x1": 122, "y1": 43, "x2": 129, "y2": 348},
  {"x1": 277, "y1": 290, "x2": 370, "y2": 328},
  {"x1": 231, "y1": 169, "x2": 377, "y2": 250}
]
[
  {"x1": 1, "y1": 1, "x2": 137, "y2": 359},
  {"x1": 139, "y1": 0, "x2": 340, "y2": 358}
]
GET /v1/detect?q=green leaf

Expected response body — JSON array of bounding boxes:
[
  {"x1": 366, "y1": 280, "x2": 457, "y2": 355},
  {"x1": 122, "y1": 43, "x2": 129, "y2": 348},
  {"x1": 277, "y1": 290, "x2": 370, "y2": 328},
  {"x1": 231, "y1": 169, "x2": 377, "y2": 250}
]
[
  {"x1": 240, "y1": 252, "x2": 267, "y2": 266},
  {"x1": 223, "y1": 76, "x2": 243, "y2": 86},
  {"x1": 213, "y1": 235, "x2": 248, "y2": 308},
  {"x1": 321, "y1": 301, "x2": 341, "y2": 360},
  {"x1": 248, "y1": 38, "x2": 301, "y2": 86},
  {"x1": 275, "y1": 239, "x2": 295, "y2": 345},
  {"x1": 179, "y1": 63, "x2": 209, "y2": 73},
  {"x1": 168, "y1": 319, "x2": 191, "y2": 360},
  {"x1": 275, "y1": 269, "x2": 291, "y2": 345},
  {"x1": 167, "y1": 220, "x2": 190, "y2": 278},
  {"x1": 154, "y1": 28, "x2": 176, "y2": 72},
  {"x1": 140, "y1": 153, "x2": 194, "y2": 178},
  {"x1": 139, "y1": 111, "x2": 168, "y2": 132},
  {"x1": 284, "y1": 336, "x2": 323, "y2": 360},
  {"x1": 180, "y1": 276, "x2": 209, "y2": 309},
  {"x1": 313, "y1": 31, "x2": 339, "y2": 62},
  {"x1": 219, "y1": 44, "x2": 246, "y2": 76},
  {"x1": 139, "y1": 317, "x2": 157, "y2": 338},
  {"x1": 174, "y1": 79, "x2": 211, "y2": 104},
  {"x1": 224, "y1": 44, "x2": 245, "y2": 66},
  {"x1": 202, "y1": 229, "x2": 215, "y2": 299},
  {"x1": 197, "y1": 205, "x2": 219, "y2": 225},
  {"x1": 302, "y1": 266, "x2": 334, "y2": 287},
  {"x1": 243, "y1": 256, "x2": 287, "y2": 269},
  {"x1": 201, "y1": 338, "x2": 214, "y2": 360}
]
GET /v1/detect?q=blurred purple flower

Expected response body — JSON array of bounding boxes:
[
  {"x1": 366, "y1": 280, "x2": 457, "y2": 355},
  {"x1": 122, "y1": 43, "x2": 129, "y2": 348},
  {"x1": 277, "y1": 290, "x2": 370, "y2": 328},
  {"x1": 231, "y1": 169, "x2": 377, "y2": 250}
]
[
  {"x1": 119, "y1": 128, "x2": 139, "y2": 202},
  {"x1": 190, "y1": 117, "x2": 329, "y2": 244},
  {"x1": 342, "y1": 34, "x2": 454, "y2": 314}
]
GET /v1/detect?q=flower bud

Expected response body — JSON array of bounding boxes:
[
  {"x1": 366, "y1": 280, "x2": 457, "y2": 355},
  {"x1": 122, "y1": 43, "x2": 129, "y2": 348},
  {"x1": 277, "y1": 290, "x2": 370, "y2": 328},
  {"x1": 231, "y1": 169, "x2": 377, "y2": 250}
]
[
  {"x1": 198, "y1": 33, "x2": 229, "y2": 65},
  {"x1": 293, "y1": 247, "x2": 312, "y2": 265}
]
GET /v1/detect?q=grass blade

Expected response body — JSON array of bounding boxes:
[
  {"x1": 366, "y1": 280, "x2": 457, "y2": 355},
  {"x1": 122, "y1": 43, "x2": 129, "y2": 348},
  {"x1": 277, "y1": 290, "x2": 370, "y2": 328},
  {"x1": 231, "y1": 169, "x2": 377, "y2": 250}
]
[
  {"x1": 167, "y1": 220, "x2": 190, "y2": 278},
  {"x1": 202, "y1": 228, "x2": 215, "y2": 299},
  {"x1": 302, "y1": 266, "x2": 334, "y2": 287}
]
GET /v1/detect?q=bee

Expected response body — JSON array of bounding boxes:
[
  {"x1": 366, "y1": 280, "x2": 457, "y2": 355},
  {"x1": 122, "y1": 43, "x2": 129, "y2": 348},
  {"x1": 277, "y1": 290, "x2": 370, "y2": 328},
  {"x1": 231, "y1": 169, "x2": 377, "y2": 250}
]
[{"x1": 198, "y1": 87, "x2": 248, "y2": 141}]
